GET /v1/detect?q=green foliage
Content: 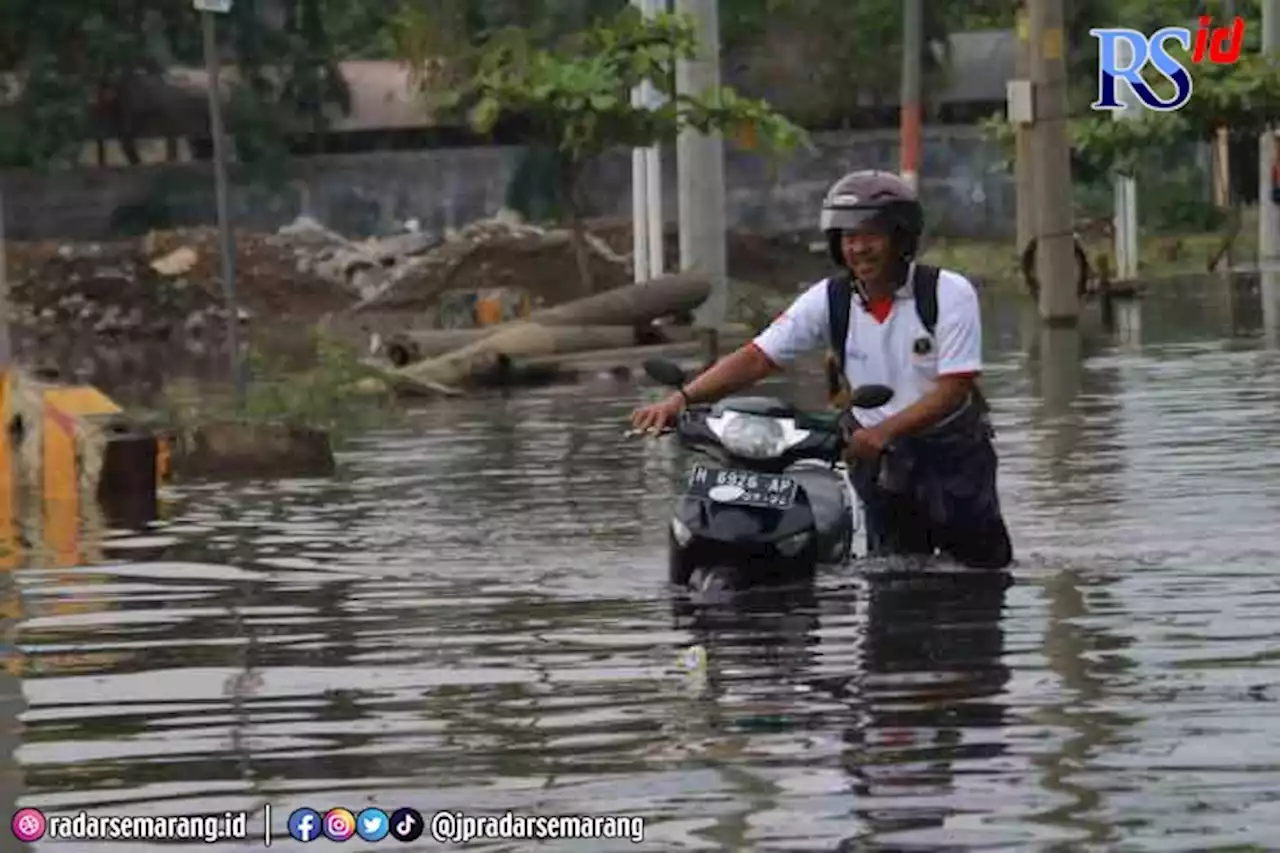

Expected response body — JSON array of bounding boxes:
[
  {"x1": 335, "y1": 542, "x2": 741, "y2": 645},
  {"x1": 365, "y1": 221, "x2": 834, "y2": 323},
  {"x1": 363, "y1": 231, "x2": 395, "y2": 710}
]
[
  {"x1": 400, "y1": 4, "x2": 807, "y2": 289},
  {"x1": 0, "y1": 0, "x2": 353, "y2": 169},
  {"x1": 411, "y1": 7, "x2": 808, "y2": 170},
  {"x1": 718, "y1": 0, "x2": 955, "y2": 123},
  {"x1": 981, "y1": 51, "x2": 1280, "y2": 178}
]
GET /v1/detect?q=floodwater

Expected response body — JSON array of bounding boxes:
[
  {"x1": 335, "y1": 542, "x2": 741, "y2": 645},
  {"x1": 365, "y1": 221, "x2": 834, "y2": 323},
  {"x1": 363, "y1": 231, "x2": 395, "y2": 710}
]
[{"x1": 2, "y1": 273, "x2": 1279, "y2": 852}]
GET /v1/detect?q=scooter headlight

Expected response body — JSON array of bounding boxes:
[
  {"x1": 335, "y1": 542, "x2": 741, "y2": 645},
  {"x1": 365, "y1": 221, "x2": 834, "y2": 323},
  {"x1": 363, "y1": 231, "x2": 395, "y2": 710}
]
[{"x1": 718, "y1": 414, "x2": 789, "y2": 459}]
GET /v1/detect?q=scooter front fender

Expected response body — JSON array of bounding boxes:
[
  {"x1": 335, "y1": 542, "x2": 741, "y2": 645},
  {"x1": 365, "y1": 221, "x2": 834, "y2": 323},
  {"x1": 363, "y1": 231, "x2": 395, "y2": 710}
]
[{"x1": 673, "y1": 495, "x2": 815, "y2": 544}]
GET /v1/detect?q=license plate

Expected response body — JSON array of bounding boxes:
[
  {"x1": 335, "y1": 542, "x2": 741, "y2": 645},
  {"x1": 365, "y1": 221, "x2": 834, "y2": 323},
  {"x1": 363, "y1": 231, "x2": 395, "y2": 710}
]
[{"x1": 685, "y1": 466, "x2": 797, "y2": 509}]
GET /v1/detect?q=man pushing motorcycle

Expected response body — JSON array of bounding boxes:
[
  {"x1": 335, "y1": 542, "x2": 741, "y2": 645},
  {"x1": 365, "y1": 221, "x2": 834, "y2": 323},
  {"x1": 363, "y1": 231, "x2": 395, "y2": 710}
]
[{"x1": 630, "y1": 169, "x2": 1013, "y2": 570}]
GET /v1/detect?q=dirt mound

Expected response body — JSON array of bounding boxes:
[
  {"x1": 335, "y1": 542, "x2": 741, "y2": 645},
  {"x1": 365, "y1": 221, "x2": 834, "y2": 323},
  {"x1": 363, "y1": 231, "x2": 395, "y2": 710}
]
[
  {"x1": 358, "y1": 216, "x2": 828, "y2": 313},
  {"x1": 4, "y1": 228, "x2": 353, "y2": 347}
]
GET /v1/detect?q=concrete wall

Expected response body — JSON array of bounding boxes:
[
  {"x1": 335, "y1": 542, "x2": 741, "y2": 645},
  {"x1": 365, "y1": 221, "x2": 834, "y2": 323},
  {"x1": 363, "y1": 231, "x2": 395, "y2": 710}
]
[{"x1": 0, "y1": 126, "x2": 1013, "y2": 242}]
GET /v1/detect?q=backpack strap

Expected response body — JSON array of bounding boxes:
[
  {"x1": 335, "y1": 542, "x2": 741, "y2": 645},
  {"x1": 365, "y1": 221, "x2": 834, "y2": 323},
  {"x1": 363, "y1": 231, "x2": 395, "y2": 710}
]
[
  {"x1": 911, "y1": 263, "x2": 941, "y2": 333},
  {"x1": 912, "y1": 263, "x2": 991, "y2": 415},
  {"x1": 825, "y1": 273, "x2": 853, "y2": 405}
]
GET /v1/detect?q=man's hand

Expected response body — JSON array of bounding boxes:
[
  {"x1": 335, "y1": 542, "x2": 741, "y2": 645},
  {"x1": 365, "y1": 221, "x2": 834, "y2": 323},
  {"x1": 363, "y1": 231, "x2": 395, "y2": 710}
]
[
  {"x1": 630, "y1": 393, "x2": 684, "y2": 434},
  {"x1": 846, "y1": 424, "x2": 891, "y2": 461}
]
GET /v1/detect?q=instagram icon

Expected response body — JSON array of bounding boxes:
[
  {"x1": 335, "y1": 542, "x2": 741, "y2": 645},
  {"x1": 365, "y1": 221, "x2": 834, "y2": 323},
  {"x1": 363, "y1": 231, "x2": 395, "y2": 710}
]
[
  {"x1": 323, "y1": 808, "x2": 356, "y2": 841},
  {"x1": 12, "y1": 808, "x2": 47, "y2": 842}
]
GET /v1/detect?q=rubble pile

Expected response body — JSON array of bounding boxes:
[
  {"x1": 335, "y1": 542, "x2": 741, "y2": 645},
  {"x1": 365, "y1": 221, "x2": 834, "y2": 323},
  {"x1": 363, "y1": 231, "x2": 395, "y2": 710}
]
[
  {"x1": 7, "y1": 242, "x2": 233, "y2": 343},
  {"x1": 1, "y1": 211, "x2": 823, "y2": 350},
  {"x1": 343, "y1": 212, "x2": 633, "y2": 312}
]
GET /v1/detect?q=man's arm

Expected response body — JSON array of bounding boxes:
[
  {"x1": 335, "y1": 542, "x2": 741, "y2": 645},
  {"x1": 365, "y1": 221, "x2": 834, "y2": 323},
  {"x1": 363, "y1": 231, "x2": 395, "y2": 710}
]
[
  {"x1": 679, "y1": 280, "x2": 830, "y2": 405},
  {"x1": 679, "y1": 343, "x2": 779, "y2": 404},
  {"x1": 875, "y1": 273, "x2": 982, "y2": 441}
]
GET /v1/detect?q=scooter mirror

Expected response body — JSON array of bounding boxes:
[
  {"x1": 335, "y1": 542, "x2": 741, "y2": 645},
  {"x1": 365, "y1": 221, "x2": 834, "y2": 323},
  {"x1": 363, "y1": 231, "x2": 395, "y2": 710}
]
[
  {"x1": 849, "y1": 384, "x2": 893, "y2": 409},
  {"x1": 643, "y1": 358, "x2": 689, "y2": 388}
]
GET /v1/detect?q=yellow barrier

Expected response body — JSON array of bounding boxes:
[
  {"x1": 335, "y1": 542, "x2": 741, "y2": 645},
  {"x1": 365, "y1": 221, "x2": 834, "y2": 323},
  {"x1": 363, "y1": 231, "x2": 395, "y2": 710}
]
[
  {"x1": 43, "y1": 387, "x2": 121, "y2": 568},
  {"x1": 0, "y1": 372, "x2": 163, "y2": 568}
]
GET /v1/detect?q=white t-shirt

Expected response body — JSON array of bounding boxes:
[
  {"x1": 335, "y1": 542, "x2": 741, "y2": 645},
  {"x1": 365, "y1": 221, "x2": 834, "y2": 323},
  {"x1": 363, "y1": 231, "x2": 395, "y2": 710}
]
[{"x1": 751, "y1": 264, "x2": 983, "y2": 428}]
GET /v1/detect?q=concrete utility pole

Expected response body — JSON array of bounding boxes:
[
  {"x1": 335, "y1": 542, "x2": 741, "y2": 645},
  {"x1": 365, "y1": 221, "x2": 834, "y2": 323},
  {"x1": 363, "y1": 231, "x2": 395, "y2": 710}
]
[
  {"x1": 0, "y1": 183, "x2": 10, "y2": 369},
  {"x1": 1260, "y1": 0, "x2": 1279, "y2": 273},
  {"x1": 1028, "y1": 0, "x2": 1078, "y2": 323},
  {"x1": 899, "y1": 0, "x2": 923, "y2": 191},
  {"x1": 199, "y1": 1, "x2": 243, "y2": 404},
  {"x1": 1262, "y1": 0, "x2": 1279, "y2": 347},
  {"x1": 1214, "y1": 0, "x2": 1235, "y2": 211},
  {"x1": 1013, "y1": 2, "x2": 1035, "y2": 257},
  {"x1": 630, "y1": 0, "x2": 666, "y2": 283},
  {"x1": 674, "y1": 0, "x2": 728, "y2": 328},
  {"x1": 1112, "y1": 38, "x2": 1139, "y2": 281}
]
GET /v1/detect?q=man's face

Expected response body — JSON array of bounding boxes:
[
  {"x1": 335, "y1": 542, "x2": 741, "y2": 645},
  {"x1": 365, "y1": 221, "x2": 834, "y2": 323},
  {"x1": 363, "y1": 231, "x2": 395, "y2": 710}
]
[{"x1": 840, "y1": 228, "x2": 893, "y2": 286}]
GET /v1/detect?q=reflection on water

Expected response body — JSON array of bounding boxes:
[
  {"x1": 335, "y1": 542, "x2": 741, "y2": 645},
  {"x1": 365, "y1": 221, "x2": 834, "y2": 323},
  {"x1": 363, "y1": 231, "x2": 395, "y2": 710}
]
[{"x1": 2, "y1": 279, "x2": 1280, "y2": 851}]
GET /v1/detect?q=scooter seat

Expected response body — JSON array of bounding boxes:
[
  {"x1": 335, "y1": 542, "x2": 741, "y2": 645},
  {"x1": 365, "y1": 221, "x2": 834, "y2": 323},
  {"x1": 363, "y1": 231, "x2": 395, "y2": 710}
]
[{"x1": 712, "y1": 396, "x2": 796, "y2": 418}]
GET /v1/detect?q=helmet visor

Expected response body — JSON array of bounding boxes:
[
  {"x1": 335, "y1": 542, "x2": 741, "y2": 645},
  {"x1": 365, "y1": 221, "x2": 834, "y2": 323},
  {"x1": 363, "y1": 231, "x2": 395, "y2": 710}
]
[{"x1": 820, "y1": 206, "x2": 889, "y2": 234}]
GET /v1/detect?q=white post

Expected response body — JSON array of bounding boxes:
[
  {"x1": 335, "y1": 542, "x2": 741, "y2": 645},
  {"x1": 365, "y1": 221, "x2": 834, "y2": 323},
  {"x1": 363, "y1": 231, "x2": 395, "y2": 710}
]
[
  {"x1": 631, "y1": 135, "x2": 650, "y2": 283},
  {"x1": 630, "y1": 0, "x2": 651, "y2": 285},
  {"x1": 1260, "y1": 0, "x2": 1279, "y2": 274},
  {"x1": 1112, "y1": 38, "x2": 1139, "y2": 281},
  {"x1": 1262, "y1": 270, "x2": 1278, "y2": 349},
  {"x1": 643, "y1": 0, "x2": 665, "y2": 277},
  {"x1": 676, "y1": 0, "x2": 728, "y2": 326}
]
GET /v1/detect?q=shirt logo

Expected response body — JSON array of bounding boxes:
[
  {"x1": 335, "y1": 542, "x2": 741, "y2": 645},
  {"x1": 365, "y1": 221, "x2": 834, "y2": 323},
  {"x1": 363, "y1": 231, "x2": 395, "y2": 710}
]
[{"x1": 912, "y1": 336, "x2": 934, "y2": 356}]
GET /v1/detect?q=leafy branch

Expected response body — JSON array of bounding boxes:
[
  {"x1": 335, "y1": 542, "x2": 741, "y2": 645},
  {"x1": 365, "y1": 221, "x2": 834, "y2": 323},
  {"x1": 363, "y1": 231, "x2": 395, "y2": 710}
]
[{"x1": 400, "y1": 5, "x2": 809, "y2": 293}]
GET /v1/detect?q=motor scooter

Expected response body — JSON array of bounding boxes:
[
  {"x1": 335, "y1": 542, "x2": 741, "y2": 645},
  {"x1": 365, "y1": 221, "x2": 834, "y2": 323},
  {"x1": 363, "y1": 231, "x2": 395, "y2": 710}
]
[{"x1": 635, "y1": 358, "x2": 893, "y2": 594}]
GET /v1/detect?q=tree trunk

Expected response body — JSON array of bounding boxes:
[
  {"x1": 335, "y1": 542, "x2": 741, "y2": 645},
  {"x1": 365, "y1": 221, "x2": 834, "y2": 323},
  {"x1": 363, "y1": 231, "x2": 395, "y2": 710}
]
[
  {"x1": 385, "y1": 272, "x2": 712, "y2": 392},
  {"x1": 384, "y1": 311, "x2": 747, "y2": 367},
  {"x1": 528, "y1": 270, "x2": 711, "y2": 326}
]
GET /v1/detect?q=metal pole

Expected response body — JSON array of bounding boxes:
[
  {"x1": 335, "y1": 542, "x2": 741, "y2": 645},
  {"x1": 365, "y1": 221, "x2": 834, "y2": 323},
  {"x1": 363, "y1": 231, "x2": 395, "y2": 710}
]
[
  {"x1": 1029, "y1": 0, "x2": 1078, "y2": 324},
  {"x1": 1260, "y1": 0, "x2": 1280, "y2": 273},
  {"x1": 1014, "y1": 1, "x2": 1035, "y2": 257},
  {"x1": 675, "y1": 0, "x2": 727, "y2": 328},
  {"x1": 899, "y1": 0, "x2": 922, "y2": 190},
  {"x1": 203, "y1": 10, "x2": 243, "y2": 404},
  {"x1": 1112, "y1": 38, "x2": 1139, "y2": 281}
]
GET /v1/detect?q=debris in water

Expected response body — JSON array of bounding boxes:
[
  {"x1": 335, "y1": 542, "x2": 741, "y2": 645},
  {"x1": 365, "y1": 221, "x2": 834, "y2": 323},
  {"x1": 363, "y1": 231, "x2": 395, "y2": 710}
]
[{"x1": 678, "y1": 644, "x2": 708, "y2": 675}]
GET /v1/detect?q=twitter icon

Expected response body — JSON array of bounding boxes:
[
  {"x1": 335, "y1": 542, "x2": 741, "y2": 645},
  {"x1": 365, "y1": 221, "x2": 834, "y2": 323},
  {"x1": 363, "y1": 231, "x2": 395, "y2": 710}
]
[{"x1": 356, "y1": 808, "x2": 390, "y2": 842}]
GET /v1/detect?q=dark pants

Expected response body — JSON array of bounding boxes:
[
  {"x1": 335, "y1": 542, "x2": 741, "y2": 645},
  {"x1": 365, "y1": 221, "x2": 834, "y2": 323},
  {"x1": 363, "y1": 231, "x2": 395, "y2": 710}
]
[{"x1": 849, "y1": 405, "x2": 1013, "y2": 570}]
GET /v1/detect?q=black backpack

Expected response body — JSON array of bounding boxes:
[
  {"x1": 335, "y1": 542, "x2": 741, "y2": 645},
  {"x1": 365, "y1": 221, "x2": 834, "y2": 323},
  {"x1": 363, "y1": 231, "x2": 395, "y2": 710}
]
[{"x1": 824, "y1": 264, "x2": 989, "y2": 412}]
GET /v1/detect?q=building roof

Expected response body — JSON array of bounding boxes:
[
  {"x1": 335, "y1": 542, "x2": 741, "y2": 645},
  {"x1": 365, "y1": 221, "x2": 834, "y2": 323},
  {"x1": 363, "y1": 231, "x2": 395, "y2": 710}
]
[
  {"x1": 161, "y1": 59, "x2": 444, "y2": 131},
  {"x1": 1, "y1": 59, "x2": 445, "y2": 137}
]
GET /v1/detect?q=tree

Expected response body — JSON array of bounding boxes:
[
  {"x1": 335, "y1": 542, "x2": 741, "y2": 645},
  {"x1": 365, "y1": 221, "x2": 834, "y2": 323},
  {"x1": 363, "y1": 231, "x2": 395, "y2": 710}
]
[
  {"x1": 0, "y1": 0, "x2": 352, "y2": 170},
  {"x1": 399, "y1": 5, "x2": 810, "y2": 294},
  {"x1": 718, "y1": 0, "x2": 956, "y2": 126},
  {"x1": 982, "y1": 36, "x2": 1280, "y2": 178}
]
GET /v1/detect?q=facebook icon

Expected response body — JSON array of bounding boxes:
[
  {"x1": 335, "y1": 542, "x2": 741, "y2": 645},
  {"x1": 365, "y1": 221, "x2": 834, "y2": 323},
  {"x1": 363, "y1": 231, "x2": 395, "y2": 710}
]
[{"x1": 288, "y1": 808, "x2": 322, "y2": 842}]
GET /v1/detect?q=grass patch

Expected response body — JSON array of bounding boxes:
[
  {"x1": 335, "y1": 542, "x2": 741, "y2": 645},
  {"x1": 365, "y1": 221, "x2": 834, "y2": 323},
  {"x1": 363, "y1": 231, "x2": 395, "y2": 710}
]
[
  {"x1": 148, "y1": 328, "x2": 404, "y2": 444},
  {"x1": 922, "y1": 214, "x2": 1258, "y2": 292}
]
